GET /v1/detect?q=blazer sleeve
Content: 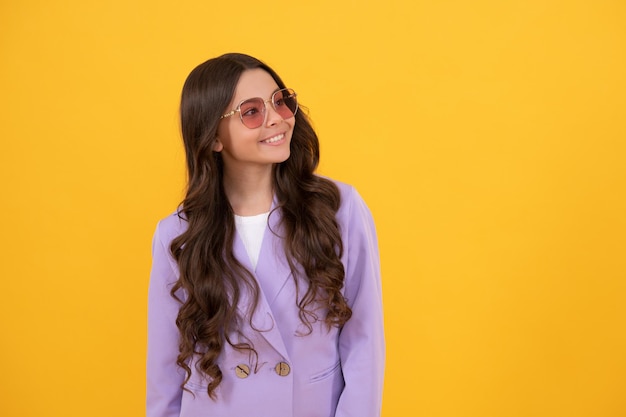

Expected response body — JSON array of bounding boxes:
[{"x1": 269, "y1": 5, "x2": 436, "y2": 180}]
[
  {"x1": 335, "y1": 187, "x2": 385, "y2": 417},
  {"x1": 146, "y1": 219, "x2": 184, "y2": 417}
]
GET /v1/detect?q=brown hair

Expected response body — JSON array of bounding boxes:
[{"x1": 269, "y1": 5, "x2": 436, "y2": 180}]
[{"x1": 170, "y1": 53, "x2": 351, "y2": 398}]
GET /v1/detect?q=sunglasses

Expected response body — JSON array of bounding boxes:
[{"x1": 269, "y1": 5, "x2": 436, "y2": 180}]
[{"x1": 220, "y1": 88, "x2": 298, "y2": 129}]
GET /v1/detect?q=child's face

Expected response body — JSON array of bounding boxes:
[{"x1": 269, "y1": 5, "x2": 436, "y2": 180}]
[{"x1": 215, "y1": 68, "x2": 295, "y2": 173}]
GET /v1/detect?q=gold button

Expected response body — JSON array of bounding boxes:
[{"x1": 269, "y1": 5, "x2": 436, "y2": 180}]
[
  {"x1": 235, "y1": 364, "x2": 251, "y2": 379},
  {"x1": 275, "y1": 361, "x2": 291, "y2": 377}
]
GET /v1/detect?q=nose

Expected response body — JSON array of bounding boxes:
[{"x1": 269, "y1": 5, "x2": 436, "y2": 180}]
[{"x1": 264, "y1": 99, "x2": 284, "y2": 127}]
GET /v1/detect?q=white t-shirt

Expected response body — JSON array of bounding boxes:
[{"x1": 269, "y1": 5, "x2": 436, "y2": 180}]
[{"x1": 234, "y1": 211, "x2": 269, "y2": 270}]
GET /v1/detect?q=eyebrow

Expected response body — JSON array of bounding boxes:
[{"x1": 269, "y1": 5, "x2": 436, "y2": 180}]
[{"x1": 233, "y1": 87, "x2": 282, "y2": 104}]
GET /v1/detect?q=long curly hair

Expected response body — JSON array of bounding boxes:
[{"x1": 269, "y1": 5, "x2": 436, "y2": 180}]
[{"x1": 170, "y1": 53, "x2": 351, "y2": 399}]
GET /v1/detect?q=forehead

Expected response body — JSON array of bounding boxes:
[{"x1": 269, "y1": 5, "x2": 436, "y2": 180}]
[{"x1": 232, "y1": 69, "x2": 280, "y2": 104}]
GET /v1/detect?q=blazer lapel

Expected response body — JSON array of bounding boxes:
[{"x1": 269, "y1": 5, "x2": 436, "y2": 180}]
[
  {"x1": 233, "y1": 209, "x2": 291, "y2": 359},
  {"x1": 254, "y1": 208, "x2": 292, "y2": 306}
]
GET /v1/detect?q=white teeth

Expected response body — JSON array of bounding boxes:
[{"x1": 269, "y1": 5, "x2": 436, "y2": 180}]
[{"x1": 263, "y1": 134, "x2": 284, "y2": 144}]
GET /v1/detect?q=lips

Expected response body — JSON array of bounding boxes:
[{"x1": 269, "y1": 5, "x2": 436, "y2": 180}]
[{"x1": 261, "y1": 133, "x2": 285, "y2": 144}]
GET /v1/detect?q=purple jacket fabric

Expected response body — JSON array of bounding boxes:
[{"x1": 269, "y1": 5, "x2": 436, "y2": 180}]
[{"x1": 147, "y1": 181, "x2": 385, "y2": 417}]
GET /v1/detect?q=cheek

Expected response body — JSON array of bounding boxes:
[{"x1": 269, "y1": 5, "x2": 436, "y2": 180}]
[
  {"x1": 215, "y1": 124, "x2": 239, "y2": 152},
  {"x1": 287, "y1": 123, "x2": 296, "y2": 142}
]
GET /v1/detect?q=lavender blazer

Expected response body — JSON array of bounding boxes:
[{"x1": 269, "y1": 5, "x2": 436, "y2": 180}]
[{"x1": 147, "y1": 181, "x2": 385, "y2": 417}]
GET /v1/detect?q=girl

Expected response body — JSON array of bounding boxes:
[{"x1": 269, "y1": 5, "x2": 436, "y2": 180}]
[{"x1": 147, "y1": 53, "x2": 384, "y2": 417}]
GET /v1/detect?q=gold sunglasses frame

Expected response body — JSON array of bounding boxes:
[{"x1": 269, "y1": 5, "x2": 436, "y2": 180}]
[{"x1": 220, "y1": 88, "x2": 298, "y2": 128}]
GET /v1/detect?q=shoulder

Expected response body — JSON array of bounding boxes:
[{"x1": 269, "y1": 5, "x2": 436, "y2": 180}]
[
  {"x1": 317, "y1": 175, "x2": 360, "y2": 203},
  {"x1": 319, "y1": 176, "x2": 373, "y2": 224},
  {"x1": 330, "y1": 178, "x2": 356, "y2": 199},
  {"x1": 154, "y1": 210, "x2": 188, "y2": 246}
]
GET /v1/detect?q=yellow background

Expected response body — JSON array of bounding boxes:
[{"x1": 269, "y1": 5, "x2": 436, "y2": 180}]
[{"x1": 1, "y1": 0, "x2": 625, "y2": 416}]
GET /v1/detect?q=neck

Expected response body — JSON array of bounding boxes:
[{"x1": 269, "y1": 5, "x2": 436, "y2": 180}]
[{"x1": 223, "y1": 164, "x2": 274, "y2": 216}]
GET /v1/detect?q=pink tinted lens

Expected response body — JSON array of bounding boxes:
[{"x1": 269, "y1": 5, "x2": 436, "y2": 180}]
[
  {"x1": 272, "y1": 89, "x2": 298, "y2": 119},
  {"x1": 239, "y1": 98, "x2": 266, "y2": 128}
]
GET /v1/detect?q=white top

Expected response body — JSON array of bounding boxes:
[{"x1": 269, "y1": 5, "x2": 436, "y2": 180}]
[{"x1": 234, "y1": 211, "x2": 269, "y2": 270}]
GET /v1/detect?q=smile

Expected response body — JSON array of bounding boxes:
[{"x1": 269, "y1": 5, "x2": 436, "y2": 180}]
[{"x1": 261, "y1": 133, "x2": 285, "y2": 144}]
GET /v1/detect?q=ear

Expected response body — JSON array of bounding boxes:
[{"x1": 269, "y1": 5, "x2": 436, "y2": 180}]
[{"x1": 213, "y1": 138, "x2": 223, "y2": 152}]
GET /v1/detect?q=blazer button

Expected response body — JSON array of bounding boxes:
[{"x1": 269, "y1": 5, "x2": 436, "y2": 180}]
[
  {"x1": 235, "y1": 364, "x2": 251, "y2": 379},
  {"x1": 275, "y1": 361, "x2": 291, "y2": 377}
]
